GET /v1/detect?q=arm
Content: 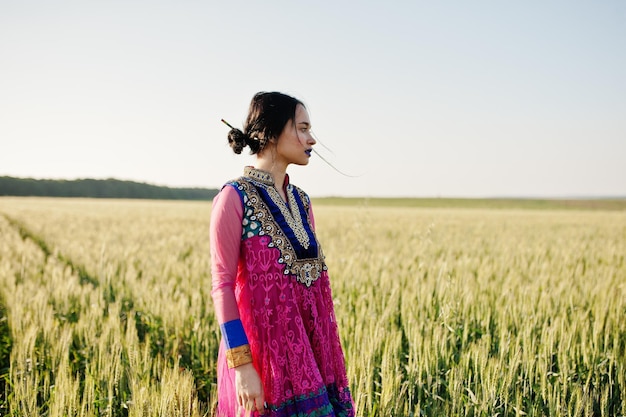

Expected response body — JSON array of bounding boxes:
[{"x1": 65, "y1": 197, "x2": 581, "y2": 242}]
[
  {"x1": 210, "y1": 185, "x2": 252, "y2": 361},
  {"x1": 210, "y1": 185, "x2": 265, "y2": 413},
  {"x1": 210, "y1": 185, "x2": 244, "y2": 326}
]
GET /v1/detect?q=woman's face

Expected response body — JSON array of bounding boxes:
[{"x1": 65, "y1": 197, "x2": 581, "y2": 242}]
[{"x1": 275, "y1": 104, "x2": 316, "y2": 166}]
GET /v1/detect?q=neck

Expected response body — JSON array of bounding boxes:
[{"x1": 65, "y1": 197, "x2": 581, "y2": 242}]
[{"x1": 255, "y1": 155, "x2": 288, "y2": 191}]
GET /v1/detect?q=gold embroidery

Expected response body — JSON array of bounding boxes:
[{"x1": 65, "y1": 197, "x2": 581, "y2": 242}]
[
  {"x1": 243, "y1": 166, "x2": 310, "y2": 249},
  {"x1": 236, "y1": 173, "x2": 326, "y2": 287},
  {"x1": 265, "y1": 186, "x2": 311, "y2": 249},
  {"x1": 243, "y1": 166, "x2": 273, "y2": 184}
]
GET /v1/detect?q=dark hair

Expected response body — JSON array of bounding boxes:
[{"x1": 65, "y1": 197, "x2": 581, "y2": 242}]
[{"x1": 228, "y1": 92, "x2": 304, "y2": 154}]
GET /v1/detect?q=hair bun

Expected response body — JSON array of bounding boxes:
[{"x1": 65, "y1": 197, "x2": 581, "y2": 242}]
[{"x1": 227, "y1": 128, "x2": 248, "y2": 154}]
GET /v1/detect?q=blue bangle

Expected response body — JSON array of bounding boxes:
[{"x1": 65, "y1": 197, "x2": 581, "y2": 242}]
[{"x1": 220, "y1": 319, "x2": 249, "y2": 349}]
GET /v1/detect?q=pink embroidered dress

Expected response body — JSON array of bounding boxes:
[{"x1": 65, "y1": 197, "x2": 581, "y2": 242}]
[{"x1": 210, "y1": 167, "x2": 354, "y2": 417}]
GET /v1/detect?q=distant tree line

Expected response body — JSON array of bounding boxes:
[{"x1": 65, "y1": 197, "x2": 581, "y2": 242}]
[{"x1": 0, "y1": 177, "x2": 219, "y2": 200}]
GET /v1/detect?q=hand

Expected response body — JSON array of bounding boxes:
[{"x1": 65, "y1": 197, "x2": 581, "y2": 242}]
[{"x1": 235, "y1": 362, "x2": 265, "y2": 415}]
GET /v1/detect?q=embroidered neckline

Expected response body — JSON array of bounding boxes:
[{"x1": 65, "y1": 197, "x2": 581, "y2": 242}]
[
  {"x1": 243, "y1": 167, "x2": 311, "y2": 250},
  {"x1": 233, "y1": 179, "x2": 326, "y2": 287},
  {"x1": 243, "y1": 166, "x2": 274, "y2": 185}
]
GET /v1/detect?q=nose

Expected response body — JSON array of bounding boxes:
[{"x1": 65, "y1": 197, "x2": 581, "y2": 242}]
[{"x1": 308, "y1": 131, "x2": 317, "y2": 145}]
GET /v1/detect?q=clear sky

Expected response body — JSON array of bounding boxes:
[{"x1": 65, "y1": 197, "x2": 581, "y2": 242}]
[{"x1": 1, "y1": 1, "x2": 625, "y2": 198}]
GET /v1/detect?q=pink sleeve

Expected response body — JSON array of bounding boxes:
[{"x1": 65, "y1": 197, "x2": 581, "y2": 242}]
[
  {"x1": 210, "y1": 185, "x2": 243, "y2": 324},
  {"x1": 308, "y1": 200, "x2": 316, "y2": 230}
]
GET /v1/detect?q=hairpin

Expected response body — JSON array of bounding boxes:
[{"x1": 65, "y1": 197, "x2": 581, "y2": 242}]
[{"x1": 221, "y1": 119, "x2": 235, "y2": 130}]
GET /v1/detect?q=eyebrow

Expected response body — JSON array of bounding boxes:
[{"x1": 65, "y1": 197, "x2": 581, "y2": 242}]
[{"x1": 297, "y1": 121, "x2": 310, "y2": 127}]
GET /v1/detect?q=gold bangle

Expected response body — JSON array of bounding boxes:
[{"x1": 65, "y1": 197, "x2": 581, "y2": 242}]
[{"x1": 226, "y1": 344, "x2": 253, "y2": 368}]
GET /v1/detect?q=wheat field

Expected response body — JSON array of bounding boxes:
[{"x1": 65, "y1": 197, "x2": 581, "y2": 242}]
[{"x1": 0, "y1": 197, "x2": 624, "y2": 416}]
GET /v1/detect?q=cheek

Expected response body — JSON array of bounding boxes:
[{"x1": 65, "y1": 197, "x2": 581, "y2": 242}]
[{"x1": 295, "y1": 132, "x2": 307, "y2": 145}]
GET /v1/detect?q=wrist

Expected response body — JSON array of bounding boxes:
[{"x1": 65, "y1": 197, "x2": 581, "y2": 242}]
[{"x1": 233, "y1": 361, "x2": 256, "y2": 372}]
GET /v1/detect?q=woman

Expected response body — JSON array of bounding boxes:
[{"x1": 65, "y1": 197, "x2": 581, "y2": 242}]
[{"x1": 210, "y1": 92, "x2": 354, "y2": 416}]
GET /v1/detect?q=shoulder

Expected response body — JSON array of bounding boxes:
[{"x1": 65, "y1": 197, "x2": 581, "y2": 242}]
[
  {"x1": 215, "y1": 177, "x2": 265, "y2": 211},
  {"x1": 212, "y1": 180, "x2": 246, "y2": 211},
  {"x1": 221, "y1": 177, "x2": 253, "y2": 200},
  {"x1": 210, "y1": 182, "x2": 246, "y2": 227}
]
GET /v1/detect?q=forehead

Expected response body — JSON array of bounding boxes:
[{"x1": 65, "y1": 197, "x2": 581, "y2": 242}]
[{"x1": 295, "y1": 104, "x2": 310, "y2": 124}]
